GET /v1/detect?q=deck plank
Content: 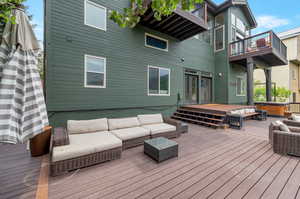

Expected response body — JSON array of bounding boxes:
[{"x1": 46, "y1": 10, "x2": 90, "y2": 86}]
[
  {"x1": 261, "y1": 158, "x2": 299, "y2": 199},
  {"x1": 278, "y1": 160, "x2": 300, "y2": 199},
  {"x1": 225, "y1": 154, "x2": 282, "y2": 199},
  {"x1": 242, "y1": 156, "x2": 290, "y2": 199},
  {"x1": 188, "y1": 144, "x2": 272, "y2": 199},
  {"x1": 121, "y1": 142, "x2": 259, "y2": 198},
  {"x1": 70, "y1": 137, "x2": 255, "y2": 199},
  {"x1": 153, "y1": 141, "x2": 265, "y2": 199},
  {"x1": 207, "y1": 149, "x2": 275, "y2": 199},
  {"x1": 51, "y1": 136, "x2": 247, "y2": 199}
]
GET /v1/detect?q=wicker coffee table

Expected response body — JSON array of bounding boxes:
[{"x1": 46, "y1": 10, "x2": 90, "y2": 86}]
[{"x1": 144, "y1": 137, "x2": 178, "y2": 163}]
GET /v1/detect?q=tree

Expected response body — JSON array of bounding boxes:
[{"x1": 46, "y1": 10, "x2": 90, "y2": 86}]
[
  {"x1": 0, "y1": 0, "x2": 26, "y2": 23},
  {"x1": 110, "y1": 0, "x2": 204, "y2": 28}
]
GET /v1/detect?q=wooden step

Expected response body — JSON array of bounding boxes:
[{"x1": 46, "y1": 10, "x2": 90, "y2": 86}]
[
  {"x1": 177, "y1": 108, "x2": 226, "y2": 118},
  {"x1": 174, "y1": 112, "x2": 224, "y2": 123},
  {"x1": 171, "y1": 115, "x2": 223, "y2": 129}
]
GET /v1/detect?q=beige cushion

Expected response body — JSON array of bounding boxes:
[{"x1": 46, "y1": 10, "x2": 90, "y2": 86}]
[
  {"x1": 52, "y1": 132, "x2": 122, "y2": 162},
  {"x1": 67, "y1": 118, "x2": 108, "y2": 134},
  {"x1": 292, "y1": 114, "x2": 300, "y2": 122},
  {"x1": 108, "y1": 117, "x2": 140, "y2": 130},
  {"x1": 142, "y1": 123, "x2": 176, "y2": 135},
  {"x1": 110, "y1": 127, "x2": 150, "y2": 141},
  {"x1": 138, "y1": 114, "x2": 163, "y2": 125}
]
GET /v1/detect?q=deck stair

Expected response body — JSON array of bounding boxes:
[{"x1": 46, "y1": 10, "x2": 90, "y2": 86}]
[{"x1": 171, "y1": 108, "x2": 227, "y2": 129}]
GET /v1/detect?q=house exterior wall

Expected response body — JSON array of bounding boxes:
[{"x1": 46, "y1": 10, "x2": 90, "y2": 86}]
[
  {"x1": 227, "y1": 6, "x2": 252, "y2": 104},
  {"x1": 45, "y1": 0, "x2": 255, "y2": 127},
  {"x1": 45, "y1": 0, "x2": 219, "y2": 127},
  {"x1": 253, "y1": 35, "x2": 300, "y2": 102}
]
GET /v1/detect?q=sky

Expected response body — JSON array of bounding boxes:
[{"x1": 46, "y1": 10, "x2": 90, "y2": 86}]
[{"x1": 25, "y1": 0, "x2": 300, "y2": 41}]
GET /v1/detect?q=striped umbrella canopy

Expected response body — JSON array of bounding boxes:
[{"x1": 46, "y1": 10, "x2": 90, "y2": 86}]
[{"x1": 0, "y1": 9, "x2": 48, "y2": 144}]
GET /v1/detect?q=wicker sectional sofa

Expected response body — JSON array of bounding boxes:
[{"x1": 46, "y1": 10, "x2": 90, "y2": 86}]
[{"x1": 50, "y1": 114, "x2": 181, "y2": 176}]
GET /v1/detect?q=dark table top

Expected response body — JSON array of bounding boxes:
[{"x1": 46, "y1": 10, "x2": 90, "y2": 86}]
[{"x1": 144, "y1": 137, "x2": 178, "y2": 150}]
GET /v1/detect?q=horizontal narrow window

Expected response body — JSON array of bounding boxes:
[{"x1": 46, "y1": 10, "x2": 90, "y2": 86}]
[
  {"x1": 148, "y1": 66, "x2": 170, "y2": 96},
  {"x1": 85, "y1": 0, "x2": 106, "y2": 31},
  {"x1": 85, "y1": 55, "x2": 106, "y2": 88},
  {"x1": 145, "y1": 33, "x2": 168, "y2": 52}
]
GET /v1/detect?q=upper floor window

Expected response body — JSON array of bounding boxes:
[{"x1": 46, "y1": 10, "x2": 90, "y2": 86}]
[
  {"x1": 231, "y1": 13, "x2": 247, "y2": 39},
  {"x1": 85, "y1": 55, "x2": 106, "y2": 88},
  {"x1": 85, "y1": 0, "x2": 107, "y2": 31},
  {"x1": 236, "y1": 76, "x2": 246, "y2": 96},
  {"x1": 214, "y1": 25, "x2": 225, "y2": 52},
  {"x1": 148, "y1": 66, "x2": 170, "y2": 96},
  {"x1": 145, "y1": 33, "x2": 169, "y2": 52},
  {"x1": 215, "y1": 14, "x2": 224, "y2": 27}
]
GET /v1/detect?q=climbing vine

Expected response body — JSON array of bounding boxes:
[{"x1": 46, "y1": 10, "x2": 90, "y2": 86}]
[
  {"x1": 110, "y1": 0, "x2": 204, "y2": 28},
  {"x1": 0, "y1": 0, "x2": 25, "y2": 23}
]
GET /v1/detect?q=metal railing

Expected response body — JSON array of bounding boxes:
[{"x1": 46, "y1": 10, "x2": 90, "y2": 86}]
[{"x1": 229, "y1": 31, "x2": 287, "y2": 60}]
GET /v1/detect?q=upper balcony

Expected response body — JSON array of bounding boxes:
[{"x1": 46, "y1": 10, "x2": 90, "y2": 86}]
[
  {"x1": 229, "y1": 31, "x2": 288, "y2": 66},
  {"x1": 138, "y1": 0, "x2": 208, "y2": 41}
]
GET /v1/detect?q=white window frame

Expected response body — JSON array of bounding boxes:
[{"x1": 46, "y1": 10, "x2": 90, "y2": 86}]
[
  {"x1": 214, "y1": 25, "x2": 225, "y2": 52},
  {"x1": 145, "y1": 33, "x2": 169, "y2": 52},
  {"x1": 147, "y1": 65, "x2": 171, "y2": 96},
  {"x1": 236, "y1": 76, "x2": 246, "y2": 96},
  {"x1": 84, "y1": 54, "x2": 106, "y2": 88},
  {"x1": 84, "y1": 0, "x2": 107, "y2": 31}
]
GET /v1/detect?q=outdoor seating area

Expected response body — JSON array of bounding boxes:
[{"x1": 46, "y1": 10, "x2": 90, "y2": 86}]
[
  {"x1": 50, "y1": 114, "x2": 181, "y2": 176},
  {"x1": 2, "y1": 117, "x2": 300, "y2": 199},
  {"x1": 1, "y1": 1, "x2": 300, "y2": 199}
]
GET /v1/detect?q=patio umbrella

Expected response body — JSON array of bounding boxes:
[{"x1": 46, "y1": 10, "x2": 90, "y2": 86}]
[{"x1": 0, "y1": 9, "x2": 48, "y2": 144}]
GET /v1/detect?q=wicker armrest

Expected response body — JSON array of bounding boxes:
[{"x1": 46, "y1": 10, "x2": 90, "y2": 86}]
[
  {"x1": 288, "y1": 126, "x2": 300, "y2": 133},
  {"x1": 163, "y1": 117, "x2": 181, "y2": 130},
  {"x1": 283, "y1": 120, "x2": 300, "y2": 127},
  {"x1": 273, "y1": 130, "x2": 300, "y2": 140},
  {"x1": 52, "y1": 127, "x2": 70, "y2": 147}
]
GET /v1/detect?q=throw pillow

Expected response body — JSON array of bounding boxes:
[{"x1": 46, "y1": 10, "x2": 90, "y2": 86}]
[
  {"x1": 276, "y1": 121, "x2": 290, "y2": 132},
  {"x1": 292, "y1": 114, "x2": 300, "y2": 122}
]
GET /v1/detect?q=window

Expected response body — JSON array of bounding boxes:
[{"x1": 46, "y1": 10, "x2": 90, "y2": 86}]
[
  {"x1": 215, "y1": 14, "x2": 224, "y2": 27},
  {"x1": 84, "y1": 55, "x2": 106, "y2": 88},
  {"x1": 145, "y1": 33, "x2": 168, "y2": 52},
  {"x1": 236, "y1": 18, "x2": 246, "y2": 33},
  {"x1": 85, "y1": 0, "x2": 107, "y2": 31},
  {"x1": 231, "y1": 13, "x2": 236, "y2": 26},
  {"x1": 236, "y1": 76, "x2": 246, "y2": 96},
  {"x1": 195, "y1": 15, "x2": 214, "y2": 45},
  {"x1": 148, "y1": 66, "x2": 170, "y2": 96},
  {"x1": 214, "y1": 25, "x2": 225, "y2": 52},
  {"x1": 292, "y1": 69, "x2": 297, "y2": 80}
]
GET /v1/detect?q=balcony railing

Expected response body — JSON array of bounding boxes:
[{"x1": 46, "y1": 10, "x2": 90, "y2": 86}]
[{"x1": 229, "y1": 31, "x2": 287, "y2": 66}]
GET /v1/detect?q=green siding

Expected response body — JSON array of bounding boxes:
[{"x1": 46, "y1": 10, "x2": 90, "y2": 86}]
[
  {"x1": 46, "y1": 0, "x2": 255, "y2": 127},
  {"x1": 45, "y1": 0, "x2": 217, "y2": 127}
]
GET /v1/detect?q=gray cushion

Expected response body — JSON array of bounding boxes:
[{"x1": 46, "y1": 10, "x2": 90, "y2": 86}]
[{"x1": 276, "y1": 121, "x2": 290, "y2": 132}]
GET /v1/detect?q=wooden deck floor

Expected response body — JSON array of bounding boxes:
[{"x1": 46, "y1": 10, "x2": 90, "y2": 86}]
[
  {"x1": 1, "y1": 118, "x2": 300, "y2": 199},
  {"x1": 183, "y1": 104, "x2": 256, "y2": 115}
]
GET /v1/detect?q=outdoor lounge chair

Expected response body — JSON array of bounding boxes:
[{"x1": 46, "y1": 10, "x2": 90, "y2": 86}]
[
  {"x1": 50, "y1": 118, "x2": 122, "y2": 176},
  {"x1": 269, "y1": 122, "x2": 300, "y2": 157}
]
